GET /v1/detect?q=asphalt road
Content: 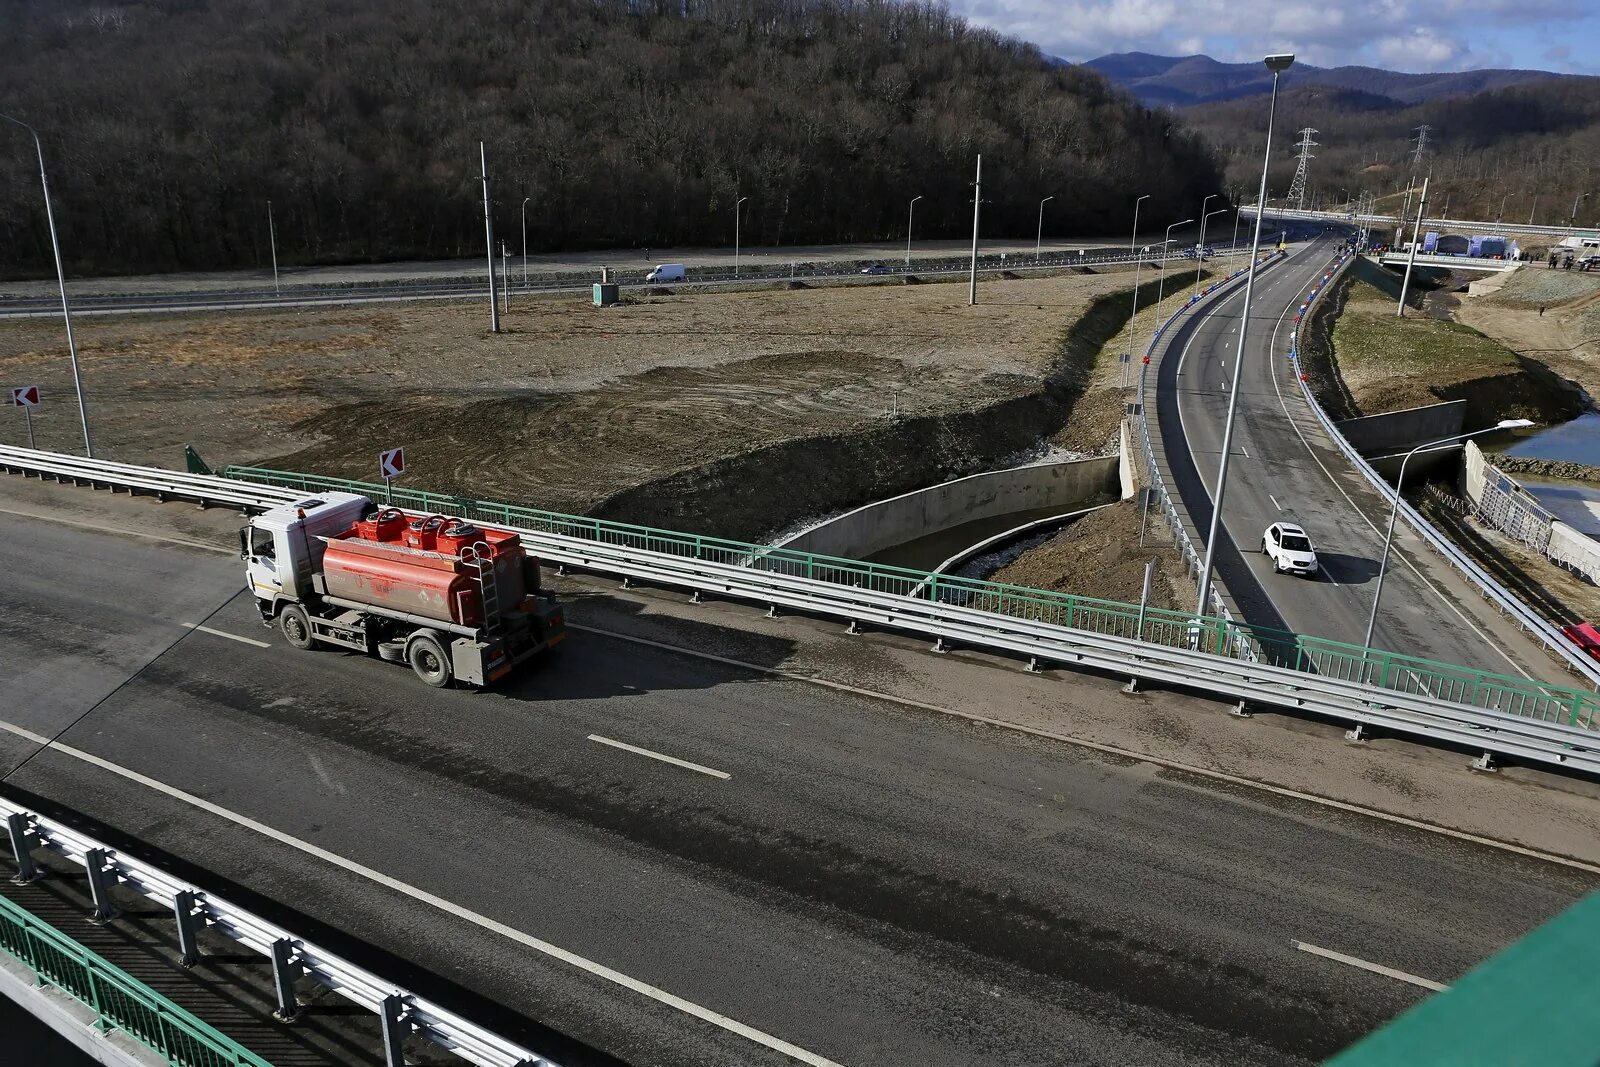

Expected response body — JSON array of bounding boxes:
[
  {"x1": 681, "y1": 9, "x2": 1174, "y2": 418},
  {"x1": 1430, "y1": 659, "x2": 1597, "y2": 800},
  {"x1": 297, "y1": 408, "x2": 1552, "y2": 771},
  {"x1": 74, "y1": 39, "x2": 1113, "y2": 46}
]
[
  {"x1": 1, "y1": 506, "x2": 1594, "y2": 1066},
  {"x1": 1154, "y1": 234, "x2": 1561, "y2": 682}
]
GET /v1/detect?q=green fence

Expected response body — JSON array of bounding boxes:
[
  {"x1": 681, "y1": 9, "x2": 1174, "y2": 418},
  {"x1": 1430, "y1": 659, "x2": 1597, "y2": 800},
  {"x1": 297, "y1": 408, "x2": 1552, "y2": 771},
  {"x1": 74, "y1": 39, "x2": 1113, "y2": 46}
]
[
  {"x1": 0, "y1": 894, "x2": 271, "y2": 1067},
  {"x1": 224, "y1": 465, "x2": 1600, "y2": 732}
]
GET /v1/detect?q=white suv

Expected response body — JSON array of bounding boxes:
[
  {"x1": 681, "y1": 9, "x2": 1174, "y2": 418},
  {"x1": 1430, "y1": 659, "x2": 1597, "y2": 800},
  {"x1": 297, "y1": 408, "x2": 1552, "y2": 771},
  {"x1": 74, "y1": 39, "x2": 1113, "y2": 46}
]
[{"x1": 1262, "y1": 522, "x2": 1319, "y2": 576}]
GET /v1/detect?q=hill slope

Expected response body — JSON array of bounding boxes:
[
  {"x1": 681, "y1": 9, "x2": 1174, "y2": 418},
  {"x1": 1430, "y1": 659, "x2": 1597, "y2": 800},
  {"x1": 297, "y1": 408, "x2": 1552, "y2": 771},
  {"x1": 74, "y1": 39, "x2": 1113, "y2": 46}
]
[
  {"x1": 0, "y1": 0, "x2": 1220, "y2": 276},
  {"x1": 1086, "y1": 51, "x2": 1568, "y2": 107}
]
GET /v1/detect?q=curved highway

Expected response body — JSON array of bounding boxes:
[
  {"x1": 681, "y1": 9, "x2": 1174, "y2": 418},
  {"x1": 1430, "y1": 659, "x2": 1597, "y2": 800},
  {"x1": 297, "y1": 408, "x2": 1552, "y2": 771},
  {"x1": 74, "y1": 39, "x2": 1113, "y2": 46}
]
[{"x1": 1153, "y1": 234, "x2": 1562, "y2": 682}]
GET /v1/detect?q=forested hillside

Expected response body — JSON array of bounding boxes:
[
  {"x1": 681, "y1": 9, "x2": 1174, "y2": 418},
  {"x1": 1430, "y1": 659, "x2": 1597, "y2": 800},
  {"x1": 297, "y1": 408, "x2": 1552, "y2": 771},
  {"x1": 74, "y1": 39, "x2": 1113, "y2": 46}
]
[
  {"x1": 1181, "y1": 78, "x2": 1600, "y2": 225},
  {"x1": 0, "y1": 0, "x2": 1221, "y2": 277}
]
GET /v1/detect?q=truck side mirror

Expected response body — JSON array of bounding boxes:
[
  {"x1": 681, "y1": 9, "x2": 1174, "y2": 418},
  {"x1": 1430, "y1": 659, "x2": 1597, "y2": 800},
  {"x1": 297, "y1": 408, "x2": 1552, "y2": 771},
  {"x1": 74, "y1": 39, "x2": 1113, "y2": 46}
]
[{"x1": 238, "y1": 527, "x2": 250, "y2": 561}]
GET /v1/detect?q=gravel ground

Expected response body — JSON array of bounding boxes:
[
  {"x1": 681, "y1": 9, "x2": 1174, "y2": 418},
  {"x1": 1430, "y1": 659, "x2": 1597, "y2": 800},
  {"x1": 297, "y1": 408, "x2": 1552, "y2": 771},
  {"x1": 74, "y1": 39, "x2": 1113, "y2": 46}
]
[{"x1": 988, "y1": 498, "x2": 1189, "y2": 612}]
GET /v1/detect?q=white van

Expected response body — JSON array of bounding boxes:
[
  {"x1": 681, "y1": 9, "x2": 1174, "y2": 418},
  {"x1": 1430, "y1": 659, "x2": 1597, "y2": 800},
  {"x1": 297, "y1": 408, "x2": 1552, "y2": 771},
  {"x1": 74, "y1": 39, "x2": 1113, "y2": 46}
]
[{"x1": 646, "y1": 263, "x2": 686, "y2": 283}]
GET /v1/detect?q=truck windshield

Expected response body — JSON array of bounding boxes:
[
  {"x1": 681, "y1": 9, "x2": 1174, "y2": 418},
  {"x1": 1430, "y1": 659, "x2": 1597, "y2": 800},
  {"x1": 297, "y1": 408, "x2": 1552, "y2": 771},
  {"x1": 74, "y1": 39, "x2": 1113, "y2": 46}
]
[{"x1": 1280, "y1": 534, "x2": 1311, "y2": 552}]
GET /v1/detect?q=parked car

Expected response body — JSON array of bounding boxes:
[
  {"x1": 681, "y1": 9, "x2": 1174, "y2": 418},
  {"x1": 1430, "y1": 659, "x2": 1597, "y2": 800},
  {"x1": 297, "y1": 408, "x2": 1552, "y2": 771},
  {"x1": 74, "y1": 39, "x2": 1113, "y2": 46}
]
[
  {"x1": 1261, "y1": 521, "x2": 1319, "y2": 576},
  {"x1": 860, "y1": 263, "x2": 891, "y2": 275}
]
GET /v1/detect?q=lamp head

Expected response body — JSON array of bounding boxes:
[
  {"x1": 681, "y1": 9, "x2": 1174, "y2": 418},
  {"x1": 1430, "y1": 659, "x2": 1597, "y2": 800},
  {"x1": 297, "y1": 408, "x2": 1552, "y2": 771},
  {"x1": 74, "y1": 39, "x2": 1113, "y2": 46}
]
[
  {"x1": 1495, "y1": 419, "x2": 1535, "y2": 430},
  {"x1": 1264, "y1": 53, "x2": 1295, "y2": 72}
]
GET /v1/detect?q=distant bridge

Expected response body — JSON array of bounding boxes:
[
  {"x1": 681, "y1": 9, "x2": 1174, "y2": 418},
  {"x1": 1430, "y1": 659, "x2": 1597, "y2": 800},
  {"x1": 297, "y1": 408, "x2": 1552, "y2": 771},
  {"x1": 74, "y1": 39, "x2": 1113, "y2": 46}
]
[
  {"x1": 1376, "y1": 251, "x2": 1521, "y2": 273},
  {"x1": 1241, "y1": 204, "x2": 1600, "y2": 241}
]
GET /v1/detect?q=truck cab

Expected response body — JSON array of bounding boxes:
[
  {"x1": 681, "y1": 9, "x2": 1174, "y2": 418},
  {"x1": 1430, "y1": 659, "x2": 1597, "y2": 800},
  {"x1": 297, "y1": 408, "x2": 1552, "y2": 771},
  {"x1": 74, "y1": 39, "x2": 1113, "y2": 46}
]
[{"x1": 242, "y1": 492, "x2": 372, "y2": 608}]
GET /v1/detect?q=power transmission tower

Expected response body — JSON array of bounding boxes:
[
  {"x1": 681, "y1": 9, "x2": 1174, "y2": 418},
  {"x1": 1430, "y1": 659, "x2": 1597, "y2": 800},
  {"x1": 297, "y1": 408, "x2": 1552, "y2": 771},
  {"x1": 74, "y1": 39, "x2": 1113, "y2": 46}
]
[
  {"x1": 1288, "y1": 127, "x2": 1318, "y2": 210},
  {"x1": 1410, "y1": 125, "x2": 1432, "y2": 168}
]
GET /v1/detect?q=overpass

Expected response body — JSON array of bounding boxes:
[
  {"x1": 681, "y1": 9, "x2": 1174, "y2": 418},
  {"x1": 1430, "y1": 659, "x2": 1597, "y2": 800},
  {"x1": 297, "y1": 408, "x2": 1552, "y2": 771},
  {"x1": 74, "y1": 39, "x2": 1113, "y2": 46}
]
[
  {"x1": 1376, "y1": 250, "x2": 1521, "y2": 272},
  {"x1": 1240, "y1": 203, "x2": 1600, "y2": 241}
]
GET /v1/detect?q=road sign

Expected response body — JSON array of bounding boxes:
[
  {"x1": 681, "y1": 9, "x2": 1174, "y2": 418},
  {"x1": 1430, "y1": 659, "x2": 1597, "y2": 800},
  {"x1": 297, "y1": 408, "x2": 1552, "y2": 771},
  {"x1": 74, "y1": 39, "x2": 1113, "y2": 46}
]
[
  {"x1": 10, "y1": 386, "x2": 39, "y2": 408},
  {"x1": 379, "y1": 447, "x2": 406, "y2": 481}
]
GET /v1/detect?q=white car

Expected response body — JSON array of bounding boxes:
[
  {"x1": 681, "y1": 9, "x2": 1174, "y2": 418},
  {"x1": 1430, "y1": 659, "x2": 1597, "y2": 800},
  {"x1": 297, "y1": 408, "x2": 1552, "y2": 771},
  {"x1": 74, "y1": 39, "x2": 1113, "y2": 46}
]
[{"x1": 1262, "y1": 521, "x2": 1319, "y2": 576}]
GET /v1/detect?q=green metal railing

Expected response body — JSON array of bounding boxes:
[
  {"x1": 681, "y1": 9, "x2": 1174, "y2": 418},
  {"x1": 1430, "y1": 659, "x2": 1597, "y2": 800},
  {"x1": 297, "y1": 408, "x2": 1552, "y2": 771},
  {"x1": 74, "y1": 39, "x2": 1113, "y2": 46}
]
[
  {"x1": 224, "y1": 465, "x2": 1600, "y2": 732},
  {"x1": 0, "y1": 895, "x2": 272, "y2": 1067}
]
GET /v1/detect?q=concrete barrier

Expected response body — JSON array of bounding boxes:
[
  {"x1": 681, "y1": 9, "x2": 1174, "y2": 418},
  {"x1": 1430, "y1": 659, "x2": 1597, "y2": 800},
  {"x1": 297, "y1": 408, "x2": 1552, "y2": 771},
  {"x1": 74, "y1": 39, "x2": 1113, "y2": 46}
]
[
  {"x1": 776, "y1": 455, "x2": 1121, "y2": 561},
  {"x1": 1336, "y1": 400, "x2": 1466, "y2": 458}
]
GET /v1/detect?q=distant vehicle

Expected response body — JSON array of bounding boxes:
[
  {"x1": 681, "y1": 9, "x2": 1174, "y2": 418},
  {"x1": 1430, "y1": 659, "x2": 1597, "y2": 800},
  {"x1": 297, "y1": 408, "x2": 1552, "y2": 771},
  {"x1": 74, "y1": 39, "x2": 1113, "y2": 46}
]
[
  {"x1": 646, "y1": 263, "x2": 686, "y2": 283},
  {"x1": 1261, "y1": 521, "x2": 1319, "y2": 577},
  {"x1": 860, "y1": 263, "x2": 891, "y2": 275}
]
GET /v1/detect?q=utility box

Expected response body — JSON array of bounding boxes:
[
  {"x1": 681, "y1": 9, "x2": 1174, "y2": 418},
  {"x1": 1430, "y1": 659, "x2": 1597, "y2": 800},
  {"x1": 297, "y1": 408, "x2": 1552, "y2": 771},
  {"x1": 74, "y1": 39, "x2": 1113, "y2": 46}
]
[{"x1": 593, "y1": 266, "x2": 618, "y2": 307}]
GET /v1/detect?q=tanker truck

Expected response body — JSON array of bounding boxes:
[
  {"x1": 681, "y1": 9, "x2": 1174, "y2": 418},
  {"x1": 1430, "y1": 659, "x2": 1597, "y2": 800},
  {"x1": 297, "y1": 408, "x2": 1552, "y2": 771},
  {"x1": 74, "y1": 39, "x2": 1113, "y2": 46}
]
[{"x1": 240, "y1": 492, "x2": 564, "y2": 688}]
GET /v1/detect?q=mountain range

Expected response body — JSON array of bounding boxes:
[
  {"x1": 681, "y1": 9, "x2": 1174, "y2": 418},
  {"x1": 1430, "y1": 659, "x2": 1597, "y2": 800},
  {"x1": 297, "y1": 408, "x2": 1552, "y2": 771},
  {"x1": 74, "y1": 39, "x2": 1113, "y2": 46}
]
[{"x1": 1084, "y1": 52, "x2": 1573, "y2": 108}]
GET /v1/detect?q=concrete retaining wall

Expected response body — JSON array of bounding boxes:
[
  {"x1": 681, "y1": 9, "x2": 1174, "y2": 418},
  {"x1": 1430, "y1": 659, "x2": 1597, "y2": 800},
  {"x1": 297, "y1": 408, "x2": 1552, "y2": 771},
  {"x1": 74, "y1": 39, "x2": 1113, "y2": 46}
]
[
  {"x1": 777, "y1": 455, "x2": 1121, "y2": 561},
  {"x1": 1335, "y1": 400, "x2": 1466, "y2": 458}
]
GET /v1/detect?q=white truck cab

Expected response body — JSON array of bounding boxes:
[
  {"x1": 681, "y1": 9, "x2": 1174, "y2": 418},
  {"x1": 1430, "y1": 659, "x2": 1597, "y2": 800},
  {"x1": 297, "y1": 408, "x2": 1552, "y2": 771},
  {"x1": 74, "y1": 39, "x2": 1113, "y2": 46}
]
[{"x1": 241, "y1": 492, "x2": 372, "y2": 608}]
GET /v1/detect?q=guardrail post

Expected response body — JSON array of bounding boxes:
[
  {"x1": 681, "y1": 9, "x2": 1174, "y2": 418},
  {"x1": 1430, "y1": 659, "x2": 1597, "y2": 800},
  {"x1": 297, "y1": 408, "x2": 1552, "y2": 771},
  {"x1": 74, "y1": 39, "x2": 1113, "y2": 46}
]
[
  {"x1": 83, "y1": 848, "x2": 119, "y2": 923},
  {"x1": 6, "y1": 813, "x2": 40, "y2": 884},
  {"x1": 379, "y1": 993, "x2": 409, "y2": 1067},
  {"x1": 271, "y1": 937, "x2": 302, "y2": 1022},
  {"x1": 173, "y1": 890, "x2": 202, "y2": 967}
]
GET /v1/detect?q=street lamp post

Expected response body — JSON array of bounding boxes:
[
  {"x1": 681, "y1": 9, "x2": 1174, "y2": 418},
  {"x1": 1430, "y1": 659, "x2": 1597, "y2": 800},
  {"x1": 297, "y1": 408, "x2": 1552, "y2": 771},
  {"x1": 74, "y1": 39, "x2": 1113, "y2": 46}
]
[
  {"x1": 734, "y1": 196, "x2": 749, "y2": 276},
  {"x1": 968, "y1": 155, "x2": 983, "y2": 306},
  {"x1": 905, "y1": 195, "x2": 922, "y2": 266},
  {"x1": 1195, "y1": 53, "x2": 1295, "y2": 618},
  {"x1": 266, "y1": 200, "x2": 280, "y2": 297},
  {"x1": 1397, "y1": 177, "x2": 1429, "y2": 317},
  {"x1": 1145, "y1": 220, "x2": 1192, "y2": 355},
  {"x1": 1575, "y1": 191, "x2": 1591, "y2": 226},
  {"x1": 1122, "y1": 194, "x2": 1150, "y2": 387},
  {"x1": 1363, "y1": 420, "x2": 1533, "y2": 648},
  {"x1": 478, "y1": 141, "x2": 499, "y2": 334},
  {"x1": 1196, "y1": 206, "x2": 1226, "y2": 290},
  {"x1": 1036, "y1": 195, "x2": 1054, "y2": 262},
  {"x1": 520, "y1": 196, "x2": 531, "y2": 287},
  {"x1": 1195, "y1": 193, "x2": 1216, "y2": 260},
  {"x1": 1497, "y1": 193, "x2": 1508, "y2": 224},
  {"x1": 1, "y1": 112, "x2": 92, "y2": 456}
]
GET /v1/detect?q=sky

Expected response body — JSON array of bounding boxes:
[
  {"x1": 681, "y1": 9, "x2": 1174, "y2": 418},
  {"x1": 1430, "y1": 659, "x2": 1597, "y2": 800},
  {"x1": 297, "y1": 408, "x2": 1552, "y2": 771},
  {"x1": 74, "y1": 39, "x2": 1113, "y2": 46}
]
[{"x1": 949, "y1": 0, "x2": 1600, "y2": 74}]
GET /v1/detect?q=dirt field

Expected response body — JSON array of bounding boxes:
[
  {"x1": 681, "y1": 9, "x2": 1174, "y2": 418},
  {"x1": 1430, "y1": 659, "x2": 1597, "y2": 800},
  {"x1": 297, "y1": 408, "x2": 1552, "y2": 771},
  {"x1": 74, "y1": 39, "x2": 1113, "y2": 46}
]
[
  {"x1": 1455, "y1": 266, "x2": 1600, "y2": 402},
  {"x1": 989, "y1": 499, "x2": 1189, "y2": 612},
  {"x1": 0, "y1": 269, "x2": 1154, "y2": 537},
  {"x1": 1303, "y1": 258, "x2": 1584, "y2": 426}
]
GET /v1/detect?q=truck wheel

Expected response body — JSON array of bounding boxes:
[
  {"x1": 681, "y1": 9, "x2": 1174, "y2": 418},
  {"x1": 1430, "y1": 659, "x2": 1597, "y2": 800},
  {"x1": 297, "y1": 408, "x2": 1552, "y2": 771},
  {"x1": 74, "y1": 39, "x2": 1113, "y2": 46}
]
[
  {"x1": 278, "y1": 604, "x2": 315, "y2": 650},
  {"x1": 408, "y1": 634, "x2": 452, "y2": 688}
]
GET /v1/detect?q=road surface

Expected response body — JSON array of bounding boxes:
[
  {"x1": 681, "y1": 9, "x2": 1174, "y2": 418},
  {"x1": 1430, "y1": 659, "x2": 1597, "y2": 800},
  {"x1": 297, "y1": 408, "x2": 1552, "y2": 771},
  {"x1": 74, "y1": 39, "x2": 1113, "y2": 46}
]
[
  {"x1": 1153, "y1": 233, "x2": 1565, "y2": 683},
  {"x1": 1, "y1": 494, "x2": 1594, "y2": 1067}
]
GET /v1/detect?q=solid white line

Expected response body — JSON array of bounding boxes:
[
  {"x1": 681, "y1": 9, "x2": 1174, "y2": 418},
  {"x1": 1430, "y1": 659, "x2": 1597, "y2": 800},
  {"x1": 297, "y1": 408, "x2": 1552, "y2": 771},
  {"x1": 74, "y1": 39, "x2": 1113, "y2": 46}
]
[
  {"x1": 0, "y1": 721, "x2": 838, "y2": 1066},
  {"x1": 587, "y1": 734, "x2": 731, "y2": 780},
  {"x1": 182, "y1": 623, "x2": 270, "y2": 649},
  {"x1": 565, "y1": 623, "x2": 1600, "y2": 875},
  {"x1": 1292, "y1": 940, "x2": 1446, "y2": 991},
  {"x1": 1269, "y1": 494, "x2": 1281, "y2": 510}
]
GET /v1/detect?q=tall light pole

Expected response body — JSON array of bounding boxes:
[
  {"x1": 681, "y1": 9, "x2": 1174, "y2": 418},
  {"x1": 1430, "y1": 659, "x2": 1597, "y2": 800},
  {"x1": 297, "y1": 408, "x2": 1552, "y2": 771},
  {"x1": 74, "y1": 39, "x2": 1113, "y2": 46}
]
[
  {"x1": 520, "y1": 196, "x2": 531, "y2": 287},
  {"x1": 1195, "y1": 53, "x2": 1294, "y2": 618},
  {"x1": 1397, "y1": 177, "x2": 1428, "y2": 317},
  {"x1": 1036, "y1": 195, "x2": 1054, "y2": 262},
  {"x1": 1529, "y1": 195, "x2": 1539, "y2": 226},
  {"x1": 1, "y1": 112, "x2": 92, "y2": 456},
  {"x1": 1144, "y1": 219, "x2": 1192, "y2": 355},
  {"x1": 968, "y1": 155, "x2": 983, "y2": 306},
  {"x1": 1196, "y1": 206, "x2": 1226, "y2": 289},
  {"x1": 1363, "y1": 420, "x2": 1533, "y2": 649},
  {"x1": 1497, "y1": 193, "x2": 1508, "y2": 224},
  {"x1": 1195, "y1": 194, "x2": 1216, "y2": 258},
  {"x1": 734, "y1": 195, "x2": 749, "y2": 276},
  {"x1": 1122, "y1": 193, "x2": 1151, "y2": 386},
  {"x1": 266, "y1": 200, "x2": 280, "y2": 297},
  {"x1": 1574, "y1": 191, "x2": 1592, "y2": 226},
  {"x1": 479, "y1": 141, "x2": 499, "y2": 334},
  {"x1": 905, "y1": 195, "x2": 921, "y2": 266}
]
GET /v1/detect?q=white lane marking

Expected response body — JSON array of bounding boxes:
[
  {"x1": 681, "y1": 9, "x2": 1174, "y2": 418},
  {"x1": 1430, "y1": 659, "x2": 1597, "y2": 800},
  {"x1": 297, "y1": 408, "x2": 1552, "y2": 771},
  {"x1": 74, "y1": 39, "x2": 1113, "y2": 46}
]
[
  {"x1": 182, "y1": 622, "x2": 270, "y2": 649},
  {"x1": 1264, "y1": 287, "x2": 1533, "y2": 680},
  {"x1": 587, "y1": 734, "x2": 731, "y2": 780},
  {"x1": 1269, "y1": 494, "x2": 1282, "y2": 510},
  {"x1": 1240, "y1": 445, "x2": 1250, "y2": 459},
  {"x1": 1292, "y1": 940, "x2": 1446, "y2": 991},
  {"x1": 0, "y1": 723, "x2": 839, "y2": 1066},
  {"x1": 307, "y1": 753, "x2": 347, "y2": 795},
  {"x1": 564, "y1": 623, "x2": 1600, "y2": 875}
]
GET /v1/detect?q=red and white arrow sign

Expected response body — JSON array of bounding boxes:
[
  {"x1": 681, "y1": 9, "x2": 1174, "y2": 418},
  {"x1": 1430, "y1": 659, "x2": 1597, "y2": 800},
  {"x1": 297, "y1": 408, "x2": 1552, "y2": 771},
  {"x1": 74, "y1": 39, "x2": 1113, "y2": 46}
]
[
  {"x1": 378, "y1": 447, "x2": 406, "y2": 480},
  {"x1": 10, "y1": 386, "x2": 39, "y2": 408}
]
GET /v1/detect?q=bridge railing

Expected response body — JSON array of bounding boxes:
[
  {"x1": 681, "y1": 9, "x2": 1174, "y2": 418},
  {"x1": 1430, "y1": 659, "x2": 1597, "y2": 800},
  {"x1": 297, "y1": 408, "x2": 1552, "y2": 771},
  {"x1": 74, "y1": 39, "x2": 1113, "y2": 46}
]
[{"x1": 0, "y1": 893, "x2": 272, "y2": 1067}]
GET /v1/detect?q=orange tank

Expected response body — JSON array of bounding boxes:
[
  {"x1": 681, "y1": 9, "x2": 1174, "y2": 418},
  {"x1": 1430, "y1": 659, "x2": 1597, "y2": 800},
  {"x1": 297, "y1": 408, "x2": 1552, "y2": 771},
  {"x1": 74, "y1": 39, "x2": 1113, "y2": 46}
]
[{"x1": 319, "y1": 512, "x2": 529, "y2": 627}]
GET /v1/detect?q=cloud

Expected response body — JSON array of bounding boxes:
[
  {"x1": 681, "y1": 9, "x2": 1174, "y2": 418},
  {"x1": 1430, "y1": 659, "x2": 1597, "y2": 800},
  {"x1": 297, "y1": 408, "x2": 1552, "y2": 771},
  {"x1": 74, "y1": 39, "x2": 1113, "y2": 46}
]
[{"x1": 947, "y1": 0, "x2": 1597, "y2": 71}]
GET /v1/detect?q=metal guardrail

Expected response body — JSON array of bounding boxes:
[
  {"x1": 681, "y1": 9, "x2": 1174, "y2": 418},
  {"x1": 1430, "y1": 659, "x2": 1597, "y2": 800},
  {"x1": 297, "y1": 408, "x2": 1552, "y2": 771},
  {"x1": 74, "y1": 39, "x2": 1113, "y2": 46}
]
[
  {"x1": 1286, "y1": 252, "x2": 1600, "y2": 687},
  {"x1": 5, "y1": 445, "x2": 1600, "y2": 771},
  {"x1": 0, "y1": 796, "x2": 559, "y2": 1067},
  {"x1": 0, "y1": 893, "x2": 272, "y2": 1067}
]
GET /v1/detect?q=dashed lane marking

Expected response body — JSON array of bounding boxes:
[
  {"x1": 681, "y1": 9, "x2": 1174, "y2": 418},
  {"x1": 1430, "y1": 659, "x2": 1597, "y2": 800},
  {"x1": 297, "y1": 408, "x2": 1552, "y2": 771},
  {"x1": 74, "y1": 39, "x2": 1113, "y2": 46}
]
[
  {"x1": 587, "y1": 734, "x2": 731, "y2": 780},
  {"x1": 182, "y1": 623, "x2": 270, "y2": 649},
  {"x1": 1292, "y1": 940, "x2": 1446, "y2": 991}
]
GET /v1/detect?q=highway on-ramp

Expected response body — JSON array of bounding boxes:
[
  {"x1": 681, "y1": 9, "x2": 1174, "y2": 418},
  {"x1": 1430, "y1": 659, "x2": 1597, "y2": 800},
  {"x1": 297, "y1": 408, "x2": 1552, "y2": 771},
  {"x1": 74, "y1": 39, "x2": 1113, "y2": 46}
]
[
  {"x1": 1153, "y1": 234, "x2": 1565, "y2": 683},
  {"x1": 1, "y1": 493, "x2": 1594, "y2": 1066}
]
